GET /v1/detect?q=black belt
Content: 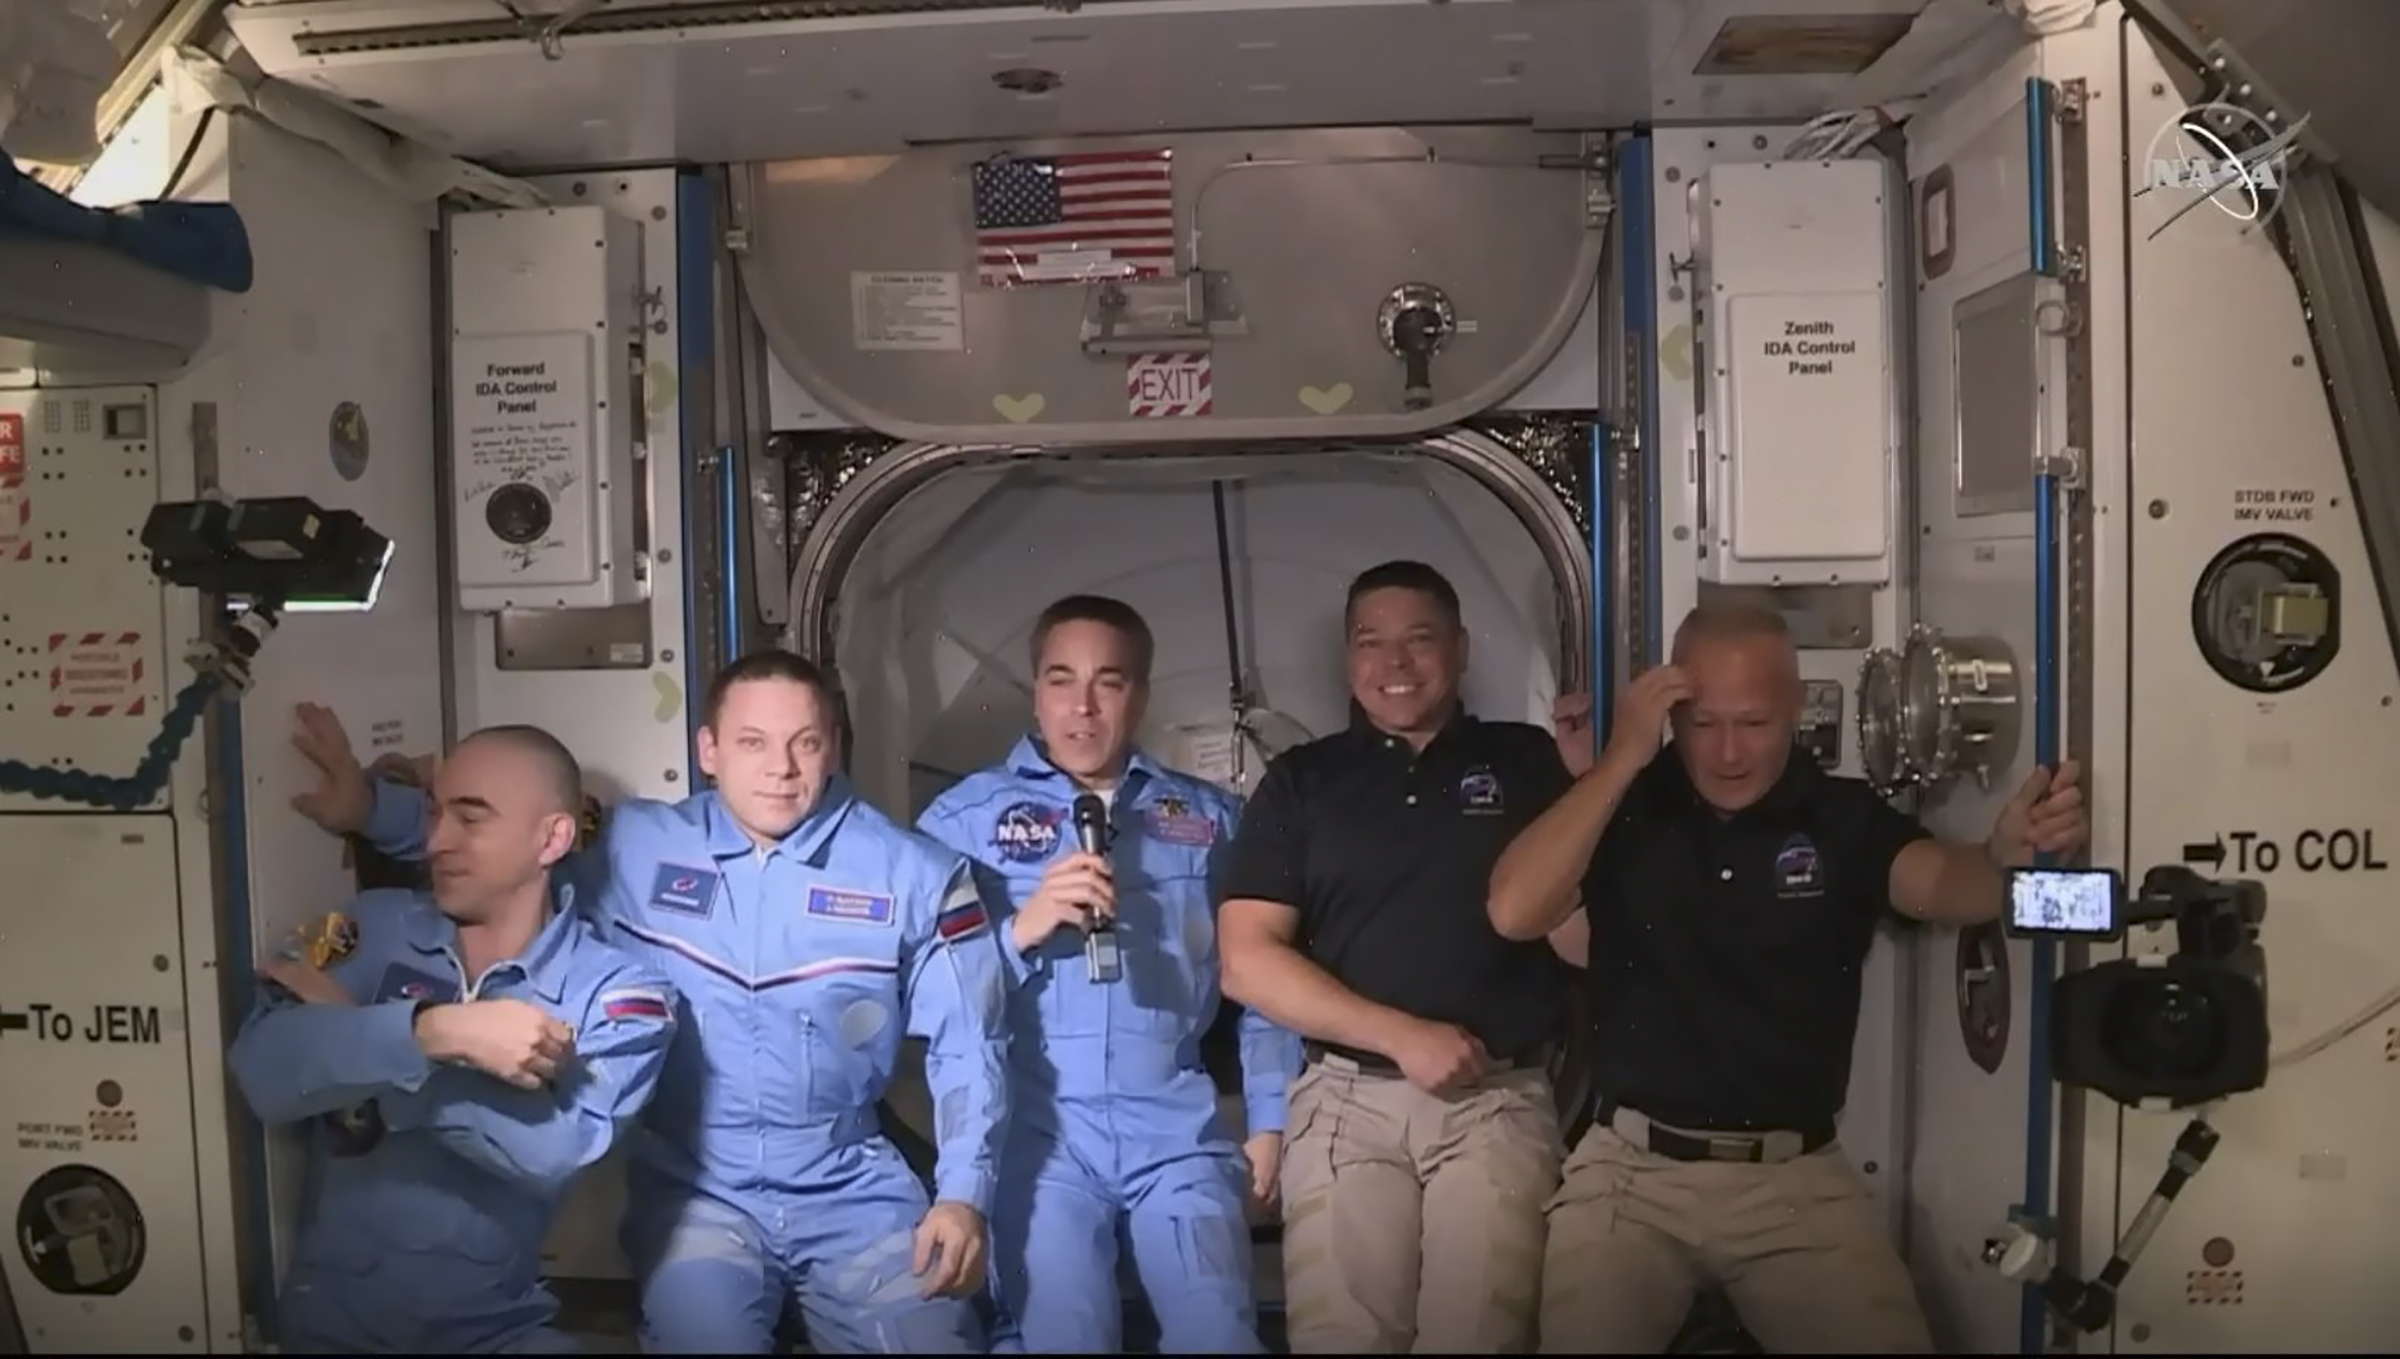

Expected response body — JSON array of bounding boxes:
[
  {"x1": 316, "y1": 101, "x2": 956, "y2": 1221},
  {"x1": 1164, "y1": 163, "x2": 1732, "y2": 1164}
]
[
  {"x1": 1303, "y1": 1038, "x2": 1552, "y2": 1077},
  {"x1": 1597, "y1": 1100, "x2": 1836, "y2": 1165}
]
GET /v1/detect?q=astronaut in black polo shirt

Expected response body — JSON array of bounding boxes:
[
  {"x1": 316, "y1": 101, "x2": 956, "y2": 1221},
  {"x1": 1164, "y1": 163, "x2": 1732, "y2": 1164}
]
[
  {"x1": 1219, "y1": 559, "x2": 1591, "y2": 1354},
  {"x1": 1489, "y1": 602, "x2": 2086, "y2": 1354}
]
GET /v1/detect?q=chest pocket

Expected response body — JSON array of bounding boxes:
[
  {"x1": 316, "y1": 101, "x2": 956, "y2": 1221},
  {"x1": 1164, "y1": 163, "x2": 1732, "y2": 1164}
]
[
  {"x1": 1115, "y1": 803, "x2": 1222, "y2": 1037},
  {"x1": 763, "y1": 880, "x2": 909, "y2": 1112}
]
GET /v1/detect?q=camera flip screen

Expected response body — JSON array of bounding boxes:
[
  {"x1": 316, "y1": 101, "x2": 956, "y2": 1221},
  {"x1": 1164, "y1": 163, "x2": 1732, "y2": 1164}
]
[{"x1": 2007, "y1": 867, "x2": 2124, "y2": 939}]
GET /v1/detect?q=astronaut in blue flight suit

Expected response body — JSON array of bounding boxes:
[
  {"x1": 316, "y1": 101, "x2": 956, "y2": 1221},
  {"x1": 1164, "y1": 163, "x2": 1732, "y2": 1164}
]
[
  {"x1": 229, "y1": 724, "x2": 677, "y2": 1355},
  {"x1": 294, "y1": 651, "x2": 1011, "y2": 1355},
  {"x1": 914, "y1": 595, "x2": 1302, "y2": 1354}
]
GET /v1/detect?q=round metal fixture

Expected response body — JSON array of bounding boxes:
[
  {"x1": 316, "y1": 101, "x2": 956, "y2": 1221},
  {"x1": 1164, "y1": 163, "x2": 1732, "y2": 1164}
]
[
  {"x1": 1900, "y1": 624, "x2": 2021, "y2": 790},
  {"x1": 485, "y1": 482, "x2": 554, "y2": 546},
  {"x1": 1377, "y1": 282, "x2": 1456, "y2": 361},
  {"x1": 1856, "y1": 646, "x2": 1911, "y2": 795},
  {"x1": 2190, "y1": 532, "x2": 2340, "y2": 693}
]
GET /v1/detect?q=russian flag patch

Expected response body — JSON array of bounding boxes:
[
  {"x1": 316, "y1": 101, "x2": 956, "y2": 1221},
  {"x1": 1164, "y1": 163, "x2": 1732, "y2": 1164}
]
[
  {"x1": 601, "y1": 988, "x2": 673, "y2": 1023},
  {"x1": 935, "y1": 900, "x2": 989, "y2": 943}
]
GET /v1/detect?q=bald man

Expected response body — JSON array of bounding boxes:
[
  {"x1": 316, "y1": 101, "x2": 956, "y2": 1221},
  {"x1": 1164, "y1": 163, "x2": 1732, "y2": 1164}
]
[
  {"x1": 1487, "y1": 604, "x2": 2087, "y2": 1354},
  {"x1": 228, "y1": 724, "x2": 678, "y2": 1354}
]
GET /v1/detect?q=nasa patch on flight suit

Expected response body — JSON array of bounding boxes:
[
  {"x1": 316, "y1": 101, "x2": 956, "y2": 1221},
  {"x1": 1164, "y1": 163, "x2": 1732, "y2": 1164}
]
[
  {"x1": 1144, "y1": 794, "x2": 1217, "y2": 848},
  {"x1": 1774, "y1": 834, "x2": 1826, "y2": 899},
  {"x1": 805, "y1": 885, "x2": 896, "y2": 927},
  {"x1": 649, "y1": 863, "x2": 720, "y2": 918},
  {"x1": 992, "y1": 800, "x2": 1068, "y2": 864},
  {"x1": 1458, "y1": 766, "x2": 1505, "y2": 814}
]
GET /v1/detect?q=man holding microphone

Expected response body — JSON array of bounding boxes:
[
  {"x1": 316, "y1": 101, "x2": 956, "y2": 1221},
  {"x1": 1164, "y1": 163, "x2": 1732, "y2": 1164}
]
[{"x1": 916, "y1": 594, "x2": 1299, "y2": 1353}]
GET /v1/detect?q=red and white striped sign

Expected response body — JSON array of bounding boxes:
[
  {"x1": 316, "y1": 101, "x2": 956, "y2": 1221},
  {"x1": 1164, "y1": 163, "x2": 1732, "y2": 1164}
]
[
  {"x1": 49, "y1": 631, "x2": 147, "y2": 718},
  {"x1": 1126, "y1": 353, "x2": 1213, "y2": 418},
  {"x1": 0, "y1": 413, "x2": 26, "y2": 562}
]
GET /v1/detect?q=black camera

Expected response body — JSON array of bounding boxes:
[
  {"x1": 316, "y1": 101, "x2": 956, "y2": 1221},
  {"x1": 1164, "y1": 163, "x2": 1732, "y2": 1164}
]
[{"x1": 2025, "y1": 864, "x2": 2269, "y2": 1109}]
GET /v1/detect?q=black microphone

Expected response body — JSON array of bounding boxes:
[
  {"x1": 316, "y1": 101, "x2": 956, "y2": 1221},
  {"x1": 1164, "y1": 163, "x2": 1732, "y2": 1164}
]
[{"x1": 1071, "y1": 792, "x2": 1121, "y2": 984}]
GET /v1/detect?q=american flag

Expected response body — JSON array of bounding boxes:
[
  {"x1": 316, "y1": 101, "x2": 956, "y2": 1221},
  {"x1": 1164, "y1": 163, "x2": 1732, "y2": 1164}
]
[{"x1": 971, "y1": 149, "x2": 1176, "y2": 288}]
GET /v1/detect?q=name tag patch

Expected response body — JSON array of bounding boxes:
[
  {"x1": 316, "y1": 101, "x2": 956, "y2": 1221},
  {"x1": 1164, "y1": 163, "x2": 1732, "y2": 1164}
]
[
  {"x1": 1144, "y1": 793, "x2": 1216, "y2": 847},
  {"x1": 1459, "y1": 767, "x2": 1504, "y2": 814},
  {"x1": 371, "y1": 963, "x2": 458, "y2": 1005},
  {"x1": 649, "y1": 863, "x2": 720, "y2": 918},
  {"x1": 1775, "y1": 834, "x2": 1826, "y2": 898},
  {"x1": 807, "y1": 885, "x2": 896, "y2": 927}
]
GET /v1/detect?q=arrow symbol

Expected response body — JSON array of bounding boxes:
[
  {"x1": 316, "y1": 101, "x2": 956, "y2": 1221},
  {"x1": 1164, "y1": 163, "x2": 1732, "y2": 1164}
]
[{"x1": 2182, "y1": 837, "x2": 2227, "y2": 868}]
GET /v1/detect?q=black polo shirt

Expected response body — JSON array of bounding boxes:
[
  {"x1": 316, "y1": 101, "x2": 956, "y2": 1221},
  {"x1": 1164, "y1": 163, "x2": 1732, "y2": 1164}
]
[
  {"x1": 1219, "y1": 707, "x2": 1573, "y2": 1062},
  {"x1": 1579, "y1": 750, "x2": 1930, "y2": 1133}
]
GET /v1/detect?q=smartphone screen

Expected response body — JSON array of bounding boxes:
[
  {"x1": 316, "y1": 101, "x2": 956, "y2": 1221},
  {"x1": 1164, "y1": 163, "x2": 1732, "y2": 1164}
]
[{"x1": 2007, "y1": 867, "x2": 2123, "y2": 938}]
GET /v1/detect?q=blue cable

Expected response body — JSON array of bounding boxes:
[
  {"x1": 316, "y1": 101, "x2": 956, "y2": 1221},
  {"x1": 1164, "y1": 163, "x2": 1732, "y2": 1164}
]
[{"x1": 0, "y1": 671, "x2": 226, "y2": 808}]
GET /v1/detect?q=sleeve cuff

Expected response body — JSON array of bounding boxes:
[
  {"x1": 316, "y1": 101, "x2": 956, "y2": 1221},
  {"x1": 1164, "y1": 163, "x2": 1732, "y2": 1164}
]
[
  {"x1": 1244, "y1": 1094, "x2": 1287, "y2": 1136},
  {"x1": 363, "y1": 778, "x2": 421, "y2": 852},
  {"x1": 935, "y1": 1166, "x2": 996, "y2": 1219},
  {"x1": 360, "y1": 999, "x2": 438, "y2": 1095}
]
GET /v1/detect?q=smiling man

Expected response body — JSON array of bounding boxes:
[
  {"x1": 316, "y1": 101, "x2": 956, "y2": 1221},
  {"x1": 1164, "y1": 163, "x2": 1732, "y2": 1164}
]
[
  {"x1": 915, "y1": 594, "x2": 1299, "y2": 1354},
  {"x1": 229, "y1": 724, "x2": 676, "y2": 1354},
  {"x1": 1486, "y1": 602, "x2": 2088, "y2": 1353},
  {"x1": 1216, "y1": 560, "x2": 1588, "y2": 1353},
  {"x1": 290, "y1": 650, "x2": 1013, "y2": 1355}
]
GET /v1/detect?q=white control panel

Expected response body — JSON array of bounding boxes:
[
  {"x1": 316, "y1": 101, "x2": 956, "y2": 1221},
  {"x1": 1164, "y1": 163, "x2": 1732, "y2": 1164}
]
[
  {"x1": 1689, "y1": 159, "x2": 1894, "y2": 587},
  {"x1": 447, "y1": 205, "x2": 646, "y2": 611}
]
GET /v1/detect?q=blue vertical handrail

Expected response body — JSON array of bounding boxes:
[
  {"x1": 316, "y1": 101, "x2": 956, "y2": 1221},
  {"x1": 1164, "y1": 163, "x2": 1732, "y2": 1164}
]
[
  {"x1": 721, "y1": 442, "x2": 745, "y2": 660},
  {"x1": 2021, "y1": 74, "x2": 2062, "y2": 1358}
]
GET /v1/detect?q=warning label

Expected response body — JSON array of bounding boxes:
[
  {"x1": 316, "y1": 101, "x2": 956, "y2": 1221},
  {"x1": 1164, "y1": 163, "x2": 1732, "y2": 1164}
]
[
  {"x1": 0, "y1": 412, "x2": 27, "y2": 562},
  {"x1": 1126, "y1": 353, "x2": 1213, "y2": 418},
  {"x1": 49, "y1": 632, "x2": 147, "y2": 717}
]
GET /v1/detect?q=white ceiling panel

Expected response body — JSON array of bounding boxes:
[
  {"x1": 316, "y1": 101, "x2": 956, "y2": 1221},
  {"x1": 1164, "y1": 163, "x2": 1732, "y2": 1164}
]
[{"x1": 220, "y1": 0, "x2": 1943, "y2": 170}]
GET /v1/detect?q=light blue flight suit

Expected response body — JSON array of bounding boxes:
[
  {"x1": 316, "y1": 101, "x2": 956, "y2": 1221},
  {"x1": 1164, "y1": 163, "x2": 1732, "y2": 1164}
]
[
  {"x1": 915, "y1": 736, "x2": 1302, "y2": 1353},
  {"x1": 226, "y1": 884, "x2": 677, "y2": 1355},
  {"x1": 364, "y1": 774, "x2": 1012, "y2": 1355}
]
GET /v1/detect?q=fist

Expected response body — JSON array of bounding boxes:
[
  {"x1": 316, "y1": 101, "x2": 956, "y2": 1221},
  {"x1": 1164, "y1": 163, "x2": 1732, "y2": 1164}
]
[
  {"x1": 1011, "y1": 851, "x2": 1115, "y2": 954},
  {"x1": 1390, "y1": 1019, "x2": 1489, "y2": 1095},
  {"x1": 1992, "y1": 759, "x2": 2089, "y2": 866},
  {"x1": 416, "y1": 999, "x2": 575, "y2": 1090}
]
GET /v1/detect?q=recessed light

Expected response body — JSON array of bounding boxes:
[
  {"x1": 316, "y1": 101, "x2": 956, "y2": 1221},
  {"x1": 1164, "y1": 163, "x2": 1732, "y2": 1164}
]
[
  {"x1": 1237, "y1": 39, "x2": 1278, "y2": 51},
  {"x1": 1248, "y1": 82, "x2": 1287, "y2": 93},
  {"x1": 1493, "y1": 31, "x2": 1533, "y2": 44}
]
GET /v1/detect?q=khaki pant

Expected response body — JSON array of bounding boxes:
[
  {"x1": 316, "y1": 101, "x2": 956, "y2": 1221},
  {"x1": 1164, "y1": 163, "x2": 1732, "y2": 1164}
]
[
  {"x1": 1539, "y1": 1114, "x2": 1934, "y2": 1354},
  {"x1": 1280, "y1": 1054, "x2": 1564, "y2": 1353}
]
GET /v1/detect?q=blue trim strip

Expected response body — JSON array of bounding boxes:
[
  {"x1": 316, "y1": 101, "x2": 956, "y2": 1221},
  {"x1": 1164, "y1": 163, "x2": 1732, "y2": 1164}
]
[
  {"x1": 1590, "y1": 422, "x2": 1614, "y2": 747},
  {"x1": 215, "y1": 696, "x2": 278, "y2": 1344},
  {"x1": 675, "y1": 169, "x2": 713, "y2": 778},
  {"x1": 2022, "y1": 473, "x2": 2062, "y2": 1355},
  {"x1": 2020, "y1": 79, "x2": 2062, "y2": 1356},
  {"x1": 1618, "y1": 134, "x2": 1664, "y2": 666},
  {"x1": 2027, "y1": 78, "x2": 2055, "y2": 277}
]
